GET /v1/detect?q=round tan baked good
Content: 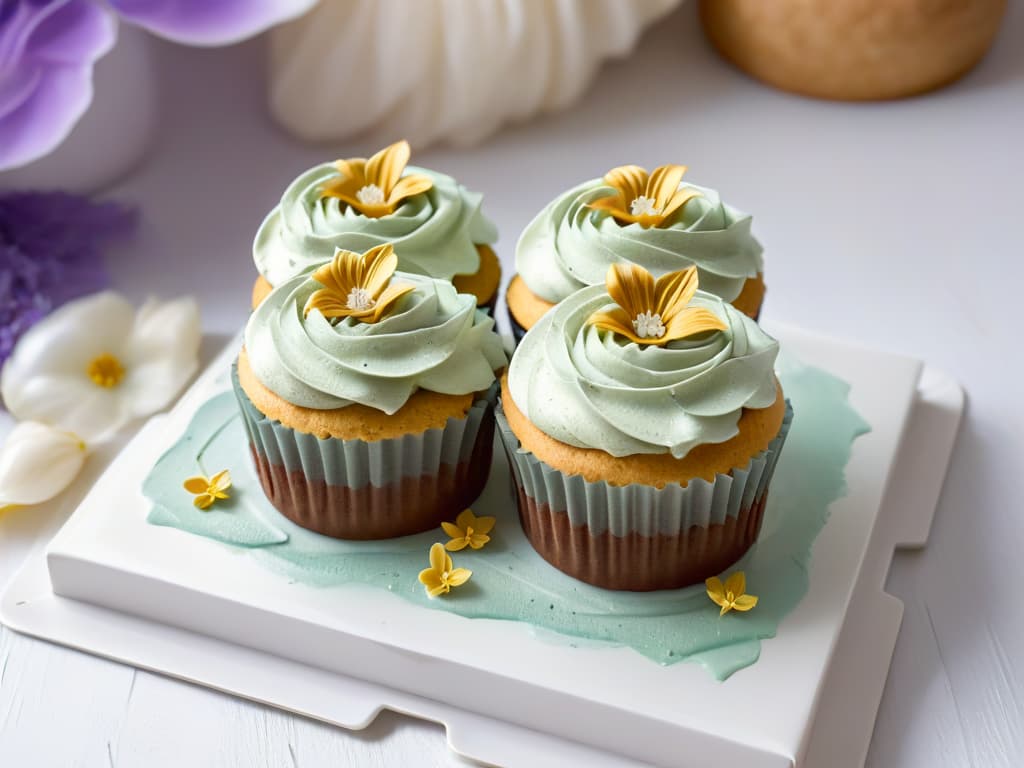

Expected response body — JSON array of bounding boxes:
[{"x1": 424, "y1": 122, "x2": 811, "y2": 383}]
[
  {"x1": 506, "y1": 274, "x2": 556, "y2": 331},
  {"x1": 251, "y1": 244, "x2": 501, "y2": 311},
  {"x1": 506, "y1": 272, "x2": 765, "y2": 333},
  {"x1": 452, "y1": 244, "x2": 502, "y2": 308},
  {"x1": 730, "y1": 272, "x2": 766, "y2": 319},
  {"x1": 699, "y1": 0, "x2": 1006, "y2": 100},
  {"x1": 251, "y1": 274, "x2": 273, "y2": 309},
  {"x1": 237, "y1": 346, "x2": 479, "y2": 441},
  {"x1": 500, "y1": 373, "x2": 785, "y2": 489}
]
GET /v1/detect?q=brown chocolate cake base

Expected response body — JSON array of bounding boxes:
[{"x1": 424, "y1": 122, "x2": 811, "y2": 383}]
[
  {"x1": 249, "y1": 413, "x2": 495, "y2": 540},
  {"x1": 516, "y1": 485, "x2": 767, "y2": 591}
]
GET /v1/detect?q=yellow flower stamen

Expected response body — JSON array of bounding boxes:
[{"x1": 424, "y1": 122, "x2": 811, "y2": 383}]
[
  {"x1": 588, "y1": 163, "x2": 702, "y2": 228},
  {"x1": 441, "y1": 508, "x2": 496, "y2": 551},
  {"x1": 418, "y1": 542, "x2": 472, "y2": 597},
  {"x1": 588, "y1": 264, "x2": 727, "y2": 346},
  {"x1": 705, "y1": 571, "x2": 759, "y2": 616},
  {"x1": 183, "y1": 469, "x2": 232, "y2": 510},
  {"x1": 86, "y1": 353, "x2": 125, "y2": 388},
  {"x1": 304, "y1": 244, "x2": 415, "y2": 324},
  {"x1": 320, "y1": 140, "x2": 434, "y2": 218}
]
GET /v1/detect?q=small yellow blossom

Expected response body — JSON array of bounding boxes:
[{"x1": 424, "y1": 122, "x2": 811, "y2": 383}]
[
  {"x1": 303, "y1": 244, "x2": 414, "y2": 324},
  {"x1": 588, "y1": 263, "x2": 726, "y2": 346},
  {"x1": 418, "y1": 542, "x2": 472, "y2": 598},
  {"x1": 441, "y1": 508, "x2": 496, "y2": 551},
  {"x1": 183, "y1": 470, "x2": 232, "y2": 510},
  {"x1": 706, "y1": 571, "x2": 758, "y2": 616},
  {"x1": 320, "y1": 140, "x2": 433, "y2": 218},
  {"x1": 588, "y1": 163, "x2": 702, "y2": 228}
]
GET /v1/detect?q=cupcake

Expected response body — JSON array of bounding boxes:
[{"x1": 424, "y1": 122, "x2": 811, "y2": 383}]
[
  {"x1": 236, "y1": 243, "x2": 507, "y2": 540},
  {"x1": 252, "y1": 140, "x2": 501, "y2": 311},
  {"x1": 506, "y1": 163, "x2": 765, "y2": 341},
  {"x1": 498, "y1": 262, "x2": 790, "y2": 590}
]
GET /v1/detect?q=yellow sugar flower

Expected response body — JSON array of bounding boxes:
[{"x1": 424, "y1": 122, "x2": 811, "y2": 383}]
[
  {"x1": 183, "y1": 469, "x2": 232, "y2": 510},
  {"x1": 303, "y1": 244, "x2": 414, "y2": 323},
  {"x1": 588, "y1": 163, "x2": 702, "y2": 228},
  {"x1": 441, "y1": 508, "x2": 496, "y2": 551},
  {"x1": 320, "y1": 139, "x2": 433, "y2": 218},
  {"x1": 588, "y1": 263, "x2": 726, "y2": 346},
  {"x1": 418, "y1": 542, "x2": 472, "y2": 598},
  {"x1": 706, "y1": 571, "x2": 759, "y2": 616}
]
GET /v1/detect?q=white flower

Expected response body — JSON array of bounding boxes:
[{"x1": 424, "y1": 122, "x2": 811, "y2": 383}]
[
  {"x1": 1, "y1": 291, "x2": 201, "y2": 443},
  {"x1": 0, "y1": 422, "x2": 87, "y2": 509}
]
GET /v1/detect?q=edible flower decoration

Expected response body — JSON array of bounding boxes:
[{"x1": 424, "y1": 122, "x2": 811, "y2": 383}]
[
  {"x1": 588, "y1": 264, "x2": 727, "y2": 346},
  {"x1": 442, "y1": 508, "x2": 496, "y2": 551},
  {"x1": 183, "y1": 470, "x2": 232, "y2": 510},
  {"x1": 706, "y1": 571, "x2": 759, "y2": 616},
  {"x1": 320, "y1": 140, "x2": 433, "y2": 217},
  {"x1": 588, "y1": 163, "x2": 702, "y2": 228},
  {"x1": 419, "y1": 542, "x2": 472, "y2": 598},
  {"x1": 303, "y1": 244, "x2": 414, "y2": 323}
]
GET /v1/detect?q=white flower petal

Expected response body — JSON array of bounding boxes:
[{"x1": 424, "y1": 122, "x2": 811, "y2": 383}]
[
  {"x1": 3, "y1": 374, "x2": 129, "y2": 443},
  {"x1": 1, "y1": 292, "x2": 133, "y2": 390},
  {"x1": 121, "y1": 354, "x2": 199, "y2": 418},
  {"x1": 0, "y1": 422, "x2": 87, "y2": 507},
  {"x1": 127, "y1": 296, "x2": 201, "y2": 366}
]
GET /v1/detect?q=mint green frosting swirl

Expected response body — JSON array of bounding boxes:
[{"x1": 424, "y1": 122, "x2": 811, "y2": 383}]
[
  {"x1": 245, "y1": 270, "x2": 507, "y2": 414},
  {"x1": 254, "y1": 164, "x2": 498, "y2": 287},
  {"x1": 508, "y1": 285, "x2": 779, "y2": 458},
  {"x1": 516, "y1": 180, "x2": 763, "y2": 305}
]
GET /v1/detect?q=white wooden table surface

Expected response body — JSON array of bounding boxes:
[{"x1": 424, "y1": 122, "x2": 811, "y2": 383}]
[{"x1": 2, "y1": 4, "x2": 1023, "y2": 766}]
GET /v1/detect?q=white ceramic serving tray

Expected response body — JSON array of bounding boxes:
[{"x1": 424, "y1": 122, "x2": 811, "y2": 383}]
[{"x1": 0, "y1": 323, "x2": 963, "y2": 768}]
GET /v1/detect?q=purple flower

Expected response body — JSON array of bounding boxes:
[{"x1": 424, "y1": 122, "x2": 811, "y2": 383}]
[
  {"x1": 0, "y1": 0, "x2": 317, "y2": 170},
  {"x1": 0, "y1": 0, "x2": 116, "y2": 170},
  {"x1": 109, "y1": 0, "x2": 317, "y2": 46},
  {"x1": 0, "y1": 190, "x2": 136, "y2": 364}
]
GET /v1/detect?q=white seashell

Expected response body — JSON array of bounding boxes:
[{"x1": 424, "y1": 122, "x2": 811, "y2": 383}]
[{"x1": 268, "y1": 0, "x2": 682, "y2": 148}]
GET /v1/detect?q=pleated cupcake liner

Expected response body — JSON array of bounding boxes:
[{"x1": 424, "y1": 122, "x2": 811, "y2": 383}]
[
  {"x1": 496, "y1": 400, "x2": 793, "y2": 590},
  {"x1": 232, "y1": 364, "x2": 498, "y2": 539},
  {"x1": 496, "y1": 402, "x2": 792, "y2": 537}
]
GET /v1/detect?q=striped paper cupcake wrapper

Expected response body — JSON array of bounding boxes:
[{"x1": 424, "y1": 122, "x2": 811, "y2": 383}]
[
  {"x1": 496, "y1": 400, "x2": 793, "y2": 590},
  {"x1": 233, "y1": 364, "x2": 497, "y2": 540}
]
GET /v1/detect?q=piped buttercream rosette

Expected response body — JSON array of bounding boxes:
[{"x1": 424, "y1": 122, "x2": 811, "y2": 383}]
[
  {"x1": 254, "y1": 143, "x2": 497, "y2": 289},
  {"x1": 508, "y1": 268, "x2": 778, "y2": 460}
]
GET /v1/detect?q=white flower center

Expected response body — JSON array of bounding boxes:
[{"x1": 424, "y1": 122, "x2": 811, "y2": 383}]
[
  {"x1": 346, "y1": 287, "x2": 375, "y2": 311},
  {"x1": 632, "y1": 311, "x2": 666, "y2": 339},
  {"x1": 629, "y1": 195, "x2": 661, "y2": 217},
  {"x1": 356, "y1": 184, "x2": 385, "y2": 205}
]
